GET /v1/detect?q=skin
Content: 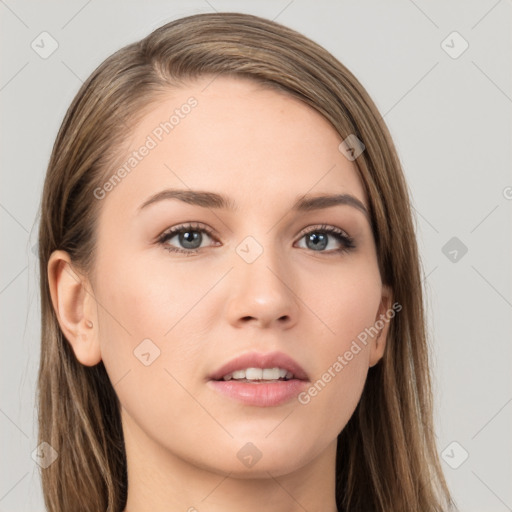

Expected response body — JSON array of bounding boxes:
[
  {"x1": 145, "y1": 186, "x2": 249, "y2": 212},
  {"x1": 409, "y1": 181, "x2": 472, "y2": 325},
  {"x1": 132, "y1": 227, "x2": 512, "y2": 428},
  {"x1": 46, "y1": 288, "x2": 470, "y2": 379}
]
[{"x1": 48, "y1": 76, "x2": 392, "y2": 512}]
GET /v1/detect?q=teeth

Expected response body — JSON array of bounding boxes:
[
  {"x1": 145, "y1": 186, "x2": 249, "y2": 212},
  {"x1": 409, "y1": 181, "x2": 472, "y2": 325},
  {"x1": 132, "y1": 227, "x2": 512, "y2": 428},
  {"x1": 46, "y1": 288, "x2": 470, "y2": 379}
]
[
  {"x1": 262, "y1": 368, "x2": 279, "y2": 380},
  {"x1": 221, "y1": 367, "x2": 294, "y2": 381},
  {"x1": 245, "y1": 368, "x2": 263, "y2": 380}
]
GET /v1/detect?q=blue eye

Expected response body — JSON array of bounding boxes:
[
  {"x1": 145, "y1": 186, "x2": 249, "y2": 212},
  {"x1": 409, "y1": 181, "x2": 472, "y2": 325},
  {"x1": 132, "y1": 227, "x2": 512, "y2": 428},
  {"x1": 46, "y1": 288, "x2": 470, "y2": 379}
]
[
  {"x1": 158, "y1": 223, "x2": 217, "y2": 255},
  {"x1": 296, "y1": 225, "x2": 355, "y2": 254},
  {"x1": 157, "y1": 223, "x2": 355, "y2": 255}
]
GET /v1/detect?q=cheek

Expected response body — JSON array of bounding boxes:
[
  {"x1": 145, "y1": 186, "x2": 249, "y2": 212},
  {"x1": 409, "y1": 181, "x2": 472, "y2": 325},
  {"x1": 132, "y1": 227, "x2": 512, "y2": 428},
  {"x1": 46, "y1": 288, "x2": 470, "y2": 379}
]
[
  {"x1": 92, "y1": 250, "x2": 216, "y2": 438},
  {"x1": 298, "y1": 262, "x2": 381, "y2": 426},
  {"x1": 307, "y1": 258, "x2": 382, "y2": 351},
  {"x1": 95, "y1": 248, "x2": 225, "y2": 404},
  {"x1": 96, "y1": 248, "x2": 212, "y2": 336},
  {"x1": 300, "y1": 343, "x2": 370, "y2": 431}
]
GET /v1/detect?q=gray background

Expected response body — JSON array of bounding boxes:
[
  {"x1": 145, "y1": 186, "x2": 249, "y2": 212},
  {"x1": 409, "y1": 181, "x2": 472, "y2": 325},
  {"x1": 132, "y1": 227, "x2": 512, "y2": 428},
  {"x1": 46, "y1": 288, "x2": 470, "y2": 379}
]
[{"x1": 1, "y1": 1, "x2": 511, "y2": 510}]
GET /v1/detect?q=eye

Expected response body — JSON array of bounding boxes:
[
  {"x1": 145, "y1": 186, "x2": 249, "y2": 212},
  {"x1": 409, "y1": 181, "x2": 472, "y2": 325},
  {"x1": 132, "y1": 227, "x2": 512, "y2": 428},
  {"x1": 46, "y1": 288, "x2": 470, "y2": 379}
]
[
  {"x1": 157, "y1": 222, "x2": 355, "y2": 256},
  {"x1": 157, "y1": 223, "x2": 219, "y2": 255},
  {"x1": 295, "y1": 225, "x2": 355, "y2": 254}
]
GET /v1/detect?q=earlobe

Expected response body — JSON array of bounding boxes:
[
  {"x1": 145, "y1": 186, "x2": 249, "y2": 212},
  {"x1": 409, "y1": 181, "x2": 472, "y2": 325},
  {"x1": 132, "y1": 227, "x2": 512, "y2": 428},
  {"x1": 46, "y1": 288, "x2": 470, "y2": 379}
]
[
  {"x1": 369, "y1": 285, "x2": 393, "y2": 367},
  {"x1": 47, "y1": 250, "x2": 102, "y2": 366}
]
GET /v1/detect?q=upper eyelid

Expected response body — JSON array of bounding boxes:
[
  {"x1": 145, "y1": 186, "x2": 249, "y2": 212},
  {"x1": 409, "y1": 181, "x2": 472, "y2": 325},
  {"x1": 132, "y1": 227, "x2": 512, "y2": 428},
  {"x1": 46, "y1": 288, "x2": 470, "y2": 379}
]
[
  {"x1": 296, "y1": 224, "x2": 350, "y2": 238},
  {"x1": 159, "y1": 222, "x2": 217, "y2": 239}
]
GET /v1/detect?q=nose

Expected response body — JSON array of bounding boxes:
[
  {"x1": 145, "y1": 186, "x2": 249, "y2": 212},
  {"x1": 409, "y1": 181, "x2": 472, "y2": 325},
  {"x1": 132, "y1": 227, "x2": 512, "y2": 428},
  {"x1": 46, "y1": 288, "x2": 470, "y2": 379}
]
[{"x1": 225, "y1": 247, "x2": 300, "y2": 330}]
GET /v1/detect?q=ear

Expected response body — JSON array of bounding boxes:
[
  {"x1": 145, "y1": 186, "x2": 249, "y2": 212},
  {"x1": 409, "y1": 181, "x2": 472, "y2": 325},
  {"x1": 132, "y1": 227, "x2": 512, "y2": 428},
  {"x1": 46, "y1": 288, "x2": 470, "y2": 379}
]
[
  {"x1": 47, "y1": 250, "x2": 101, "y2": 366},
  {"x1": 368, "y1": 284, "x2": 393, "y2": 367}
]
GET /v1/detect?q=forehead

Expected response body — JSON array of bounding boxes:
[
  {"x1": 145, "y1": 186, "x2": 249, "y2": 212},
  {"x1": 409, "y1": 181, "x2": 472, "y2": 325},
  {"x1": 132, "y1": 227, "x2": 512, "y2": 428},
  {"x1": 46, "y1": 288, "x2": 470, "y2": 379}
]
[{"x1": 99, "y1": 75, "x2": 367, "y2": 218}]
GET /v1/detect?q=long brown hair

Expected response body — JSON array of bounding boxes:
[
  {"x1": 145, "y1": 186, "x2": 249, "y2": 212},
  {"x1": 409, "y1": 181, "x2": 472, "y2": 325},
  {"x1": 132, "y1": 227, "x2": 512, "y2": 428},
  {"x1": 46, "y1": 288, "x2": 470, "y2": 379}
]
[{"x1": 38, "y1": 12, "x2": 454, "y2": 512}]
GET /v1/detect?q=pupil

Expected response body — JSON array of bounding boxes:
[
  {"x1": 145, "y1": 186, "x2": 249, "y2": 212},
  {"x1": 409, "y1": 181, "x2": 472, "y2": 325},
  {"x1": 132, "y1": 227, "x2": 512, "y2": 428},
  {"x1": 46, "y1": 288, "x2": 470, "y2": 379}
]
[{"x1": 307, "y1": 232, "x2": 327, "y2": 251}]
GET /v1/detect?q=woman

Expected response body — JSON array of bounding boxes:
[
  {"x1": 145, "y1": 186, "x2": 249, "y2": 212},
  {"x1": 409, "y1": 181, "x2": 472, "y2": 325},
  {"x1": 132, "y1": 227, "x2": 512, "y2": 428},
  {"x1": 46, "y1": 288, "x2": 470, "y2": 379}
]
[{"x1": 37, "y1": 11, "x2": 454, "y2": 512}]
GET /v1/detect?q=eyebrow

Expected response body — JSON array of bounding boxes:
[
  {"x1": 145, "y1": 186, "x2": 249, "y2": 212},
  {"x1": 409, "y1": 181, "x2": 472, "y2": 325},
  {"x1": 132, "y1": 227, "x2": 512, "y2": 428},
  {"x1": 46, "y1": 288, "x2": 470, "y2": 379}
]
[{"x1": 138, "y1": 189, "x2": 369, "y2": 218}]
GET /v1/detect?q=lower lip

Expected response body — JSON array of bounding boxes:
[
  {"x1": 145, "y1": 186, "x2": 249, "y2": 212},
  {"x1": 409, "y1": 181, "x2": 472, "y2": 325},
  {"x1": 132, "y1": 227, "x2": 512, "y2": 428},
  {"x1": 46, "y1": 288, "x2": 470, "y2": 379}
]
[{"x1": 208, "y1": 379, "x2": 308, "y2": 407}]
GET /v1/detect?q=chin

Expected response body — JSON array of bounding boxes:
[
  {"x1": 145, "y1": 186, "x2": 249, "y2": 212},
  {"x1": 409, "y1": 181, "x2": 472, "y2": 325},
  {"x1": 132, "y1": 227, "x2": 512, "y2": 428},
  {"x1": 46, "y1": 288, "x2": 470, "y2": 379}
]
[
  {"x1": 210, "y1": 454, "x2": 312, "y2": 480},
  {"x1": 193, "y1": 435, "x2": 327, "y2": 479}
]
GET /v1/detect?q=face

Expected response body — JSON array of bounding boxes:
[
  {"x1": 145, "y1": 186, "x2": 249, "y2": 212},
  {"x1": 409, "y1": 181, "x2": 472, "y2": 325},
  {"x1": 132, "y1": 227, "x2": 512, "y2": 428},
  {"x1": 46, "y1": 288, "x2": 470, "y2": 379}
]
[{"x1": 85, "y1": 76, "x2": 390, "y2": 477}]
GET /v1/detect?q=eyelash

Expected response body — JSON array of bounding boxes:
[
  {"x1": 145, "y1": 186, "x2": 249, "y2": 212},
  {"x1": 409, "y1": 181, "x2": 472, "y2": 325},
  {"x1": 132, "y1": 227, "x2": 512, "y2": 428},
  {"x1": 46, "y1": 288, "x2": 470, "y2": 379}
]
[{"x1": 157, "y1": 222, "x2": 355, "y2": 256}]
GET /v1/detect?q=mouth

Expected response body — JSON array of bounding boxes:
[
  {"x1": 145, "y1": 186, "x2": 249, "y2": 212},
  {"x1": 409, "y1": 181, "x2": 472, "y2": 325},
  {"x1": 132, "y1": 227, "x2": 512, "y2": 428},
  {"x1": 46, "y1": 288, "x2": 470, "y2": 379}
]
[{"x1": 208, "y1": 351, "x2": 309, "y2": 407}]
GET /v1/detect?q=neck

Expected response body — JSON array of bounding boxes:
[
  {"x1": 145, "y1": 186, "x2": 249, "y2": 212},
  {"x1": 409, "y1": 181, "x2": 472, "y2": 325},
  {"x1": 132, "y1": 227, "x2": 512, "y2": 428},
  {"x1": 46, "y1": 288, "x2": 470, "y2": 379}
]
[{"x1": 121, "y1": 410, "x2": 338, "y2": 512}]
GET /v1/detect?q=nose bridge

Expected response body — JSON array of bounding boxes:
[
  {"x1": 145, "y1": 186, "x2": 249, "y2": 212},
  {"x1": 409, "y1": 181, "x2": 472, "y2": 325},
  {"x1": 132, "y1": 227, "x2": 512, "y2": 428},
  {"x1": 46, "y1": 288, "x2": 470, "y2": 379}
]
[{"x1": 235, "y1": 230, "x2": 288, "y2": 283}]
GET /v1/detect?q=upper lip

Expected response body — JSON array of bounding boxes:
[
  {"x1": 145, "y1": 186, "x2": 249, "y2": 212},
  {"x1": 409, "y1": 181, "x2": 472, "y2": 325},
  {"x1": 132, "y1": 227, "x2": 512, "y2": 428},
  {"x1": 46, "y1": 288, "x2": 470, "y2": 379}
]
[{"x1": 209, "y1": 351, "x2": 309, "y2": 381}]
